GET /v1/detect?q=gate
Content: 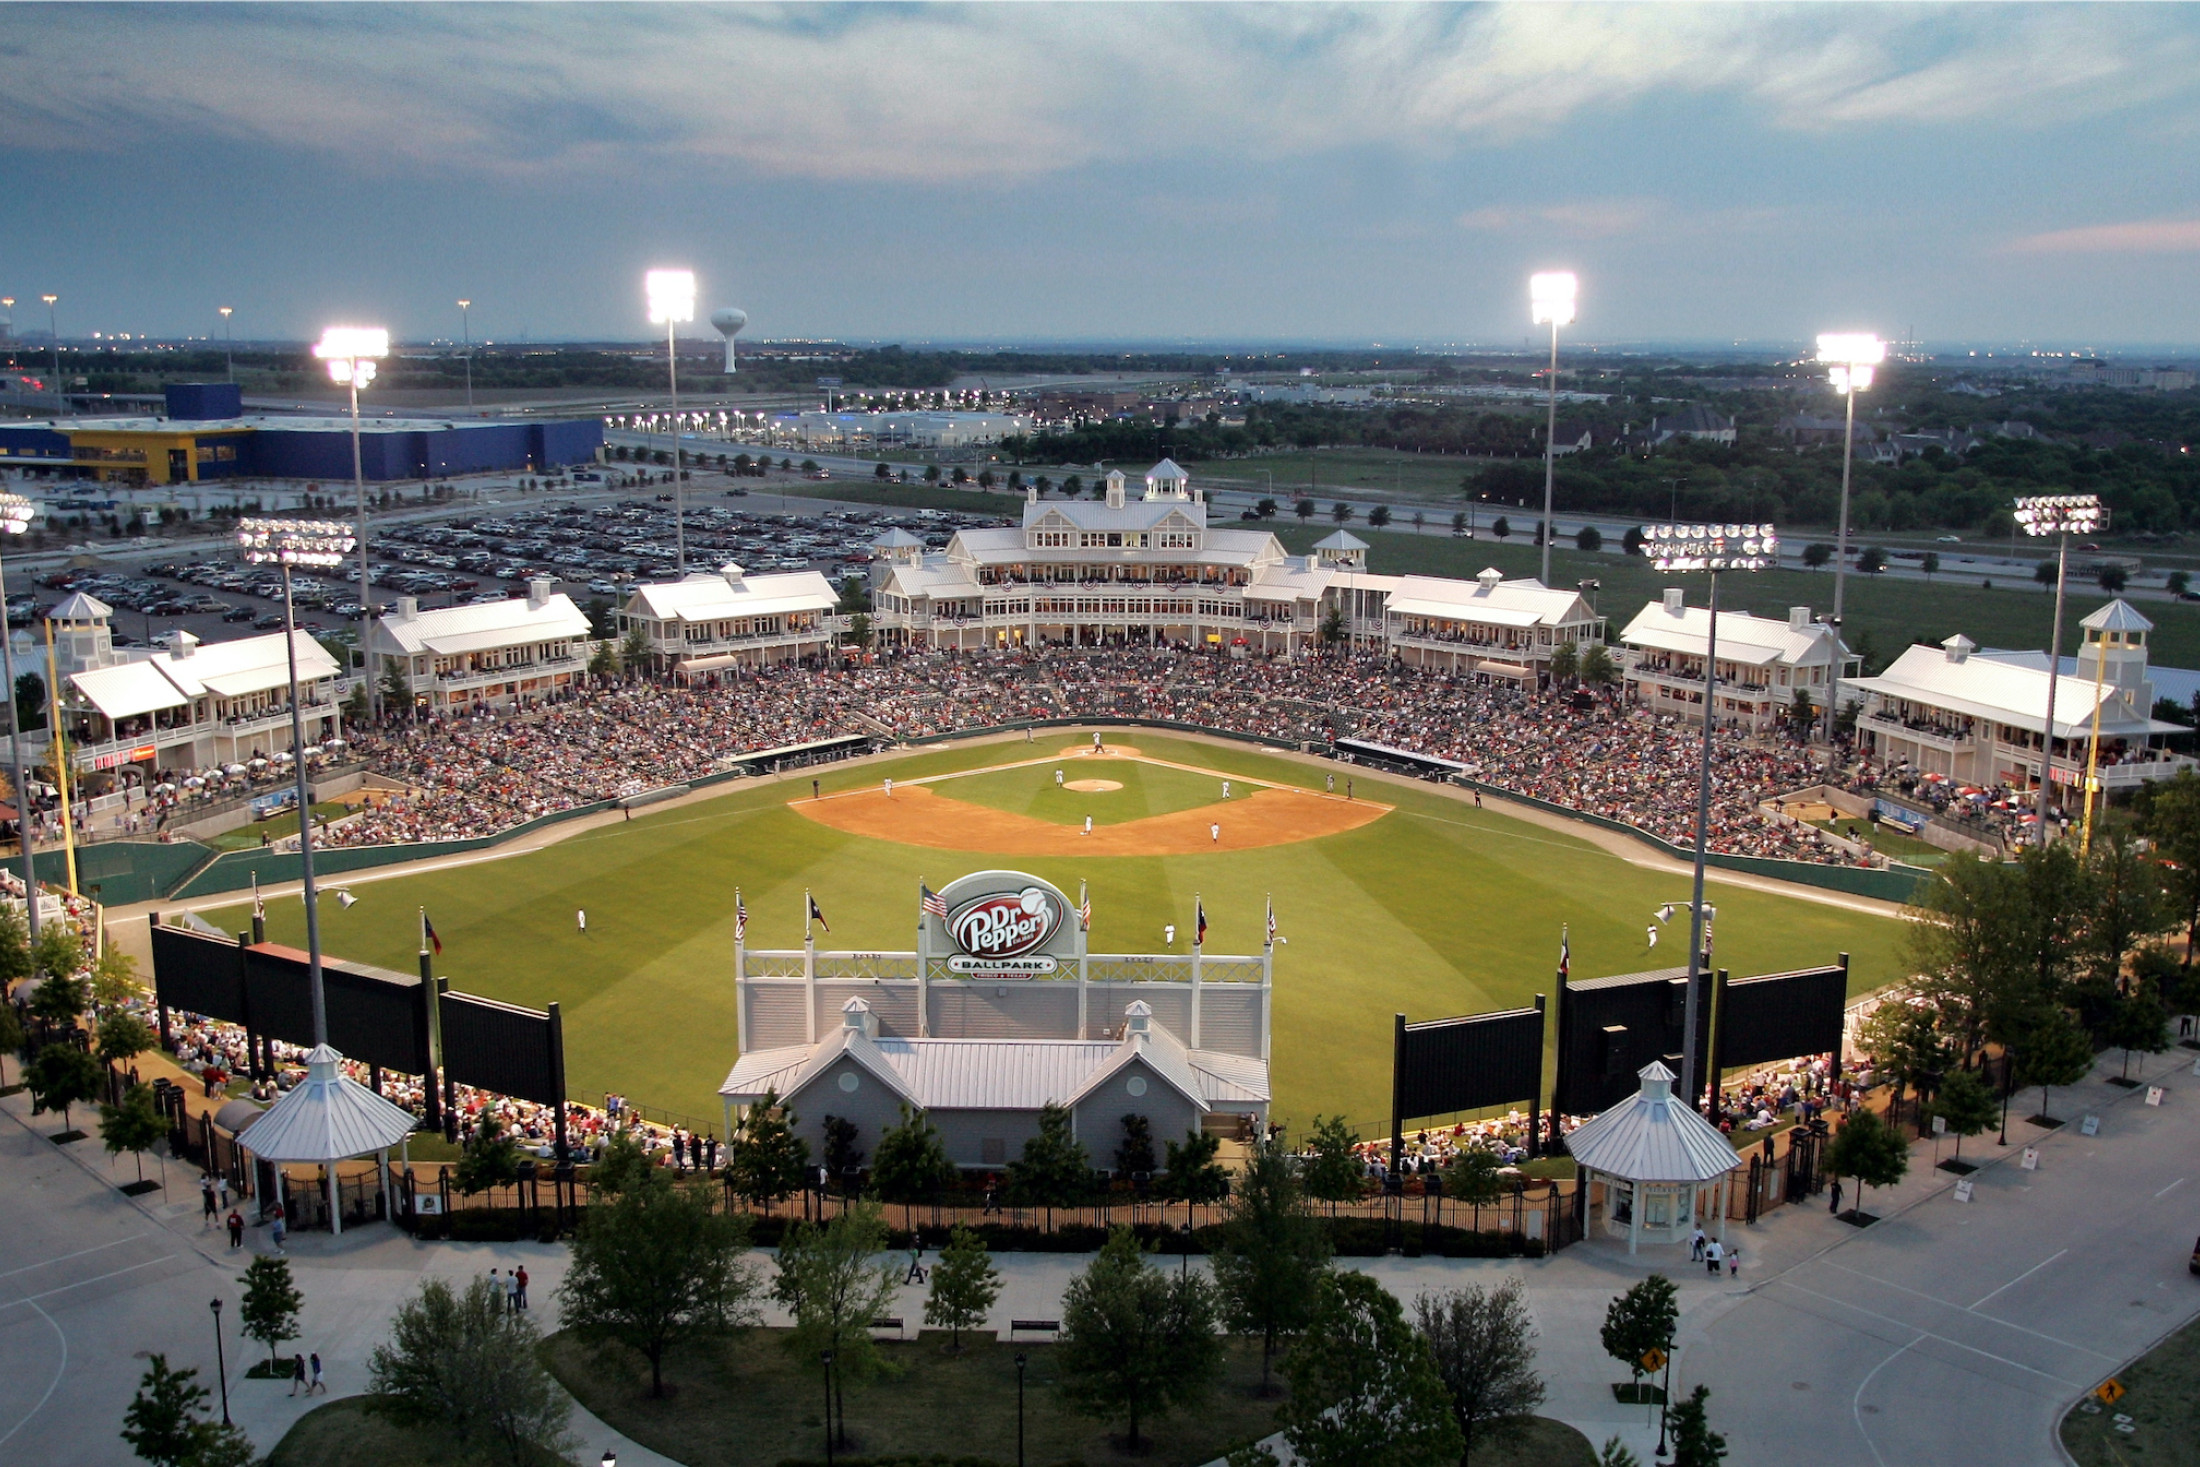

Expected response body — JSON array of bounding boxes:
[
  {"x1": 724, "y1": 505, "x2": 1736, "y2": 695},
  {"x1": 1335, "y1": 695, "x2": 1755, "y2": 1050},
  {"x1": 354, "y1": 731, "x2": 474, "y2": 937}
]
[{"x1": 1784, "y1": 1127, "x2": 1825, "y2": 1203}]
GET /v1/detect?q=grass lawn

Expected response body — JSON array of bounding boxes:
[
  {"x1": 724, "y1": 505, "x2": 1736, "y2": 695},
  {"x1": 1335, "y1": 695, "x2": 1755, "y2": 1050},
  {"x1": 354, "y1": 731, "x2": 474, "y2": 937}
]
[
  {"x1": 1806, "y1": 818, "x2": 1950, "y2": 867},
  {"x1": 208, "y1": 803, "x2": 352, "y2": 852},
  {"x1": 265, "y1": 1394, "x2": 564, "y2": 1467},
  {"x1": 936, "y1": 756, "x2": 1239, "y2": 827},
  {"x1": 548, "y1": 1327, "x2": 1271, "y2": 1467},
  {"x1": 215, "y1": 733, "x2": 1905, "y2": 1135},
  {"x1": 2060, "y1": 1312, "x2": 2200, "y2": 1467}
]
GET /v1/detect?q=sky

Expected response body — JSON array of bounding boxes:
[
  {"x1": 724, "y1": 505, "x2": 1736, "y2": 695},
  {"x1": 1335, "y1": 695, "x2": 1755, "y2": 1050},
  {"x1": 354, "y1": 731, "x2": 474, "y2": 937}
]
[{"x1": 3, "y1": 2, "x2": 2199, "y2": 351}]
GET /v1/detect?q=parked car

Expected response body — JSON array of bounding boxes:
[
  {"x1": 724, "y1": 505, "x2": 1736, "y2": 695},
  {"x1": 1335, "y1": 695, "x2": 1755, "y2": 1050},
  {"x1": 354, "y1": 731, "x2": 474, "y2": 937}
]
[
  {"x1": 252, "y1": 614, "x2": 284, "y2": 630},
  {"x1": 222, "y1": 606, "x2": 257, "y2": 622}
]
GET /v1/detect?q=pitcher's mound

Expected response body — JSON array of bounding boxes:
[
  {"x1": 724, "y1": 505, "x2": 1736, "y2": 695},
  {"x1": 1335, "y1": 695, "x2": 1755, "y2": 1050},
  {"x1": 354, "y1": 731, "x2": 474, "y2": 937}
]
[{"x1": 1064, "y1": 779, "x2": 1123, "y2": 792}]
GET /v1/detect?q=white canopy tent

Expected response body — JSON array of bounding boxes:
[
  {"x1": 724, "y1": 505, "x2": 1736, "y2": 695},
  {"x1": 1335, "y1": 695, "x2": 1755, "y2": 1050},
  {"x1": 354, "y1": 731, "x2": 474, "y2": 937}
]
[
  {"x1": 238, "y1": 1044, "x2": 419, "y2": 1234},
  {"x1": 1566, "y1": 1060, "x2": 1744, "y2": 1254}
]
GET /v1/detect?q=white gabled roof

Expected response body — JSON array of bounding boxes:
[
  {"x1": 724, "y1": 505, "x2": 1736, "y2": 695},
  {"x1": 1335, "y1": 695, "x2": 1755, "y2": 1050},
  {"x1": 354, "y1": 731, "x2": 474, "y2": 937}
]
[
  {"x1": 1564, "y1": 1062, "x2": 1742, "y2": 1184},
  {"x1": 69, "y1": 630, "x2": 336, "y2": 718},
  {"x1": 1854, "y1": 643, "x2": 2153, "y2": 739},
  {"x1": 373, "y1": 592, "x2": 590, "y2": 657},
  {"x1": 50, "y1": 592, "x2": 114, "y2": 621},
  {"x1": 1386, "y1": 573, "x2": 1588, "y2": 628},
  {"x1": 1619, "y1": 601, "x2": 1836, "y2": 668},
  {"x1": 71, "y1": 661, "x2": 189, "y2": 720},
  {"x1": 2082, "y1": 599, "x2": 2153, "y2": 634},
  {"x1": 625, "y1": 567, "x2": 838, "y2": 623},
  {"x1": 237, "y1": 1045, "x2": 419, "y2": 1162},
  {"x1": 1022, "y1": 499, "x2": 1207, "y2": 534},
  {"x1": 1312, "y1": 529, "x2": 1369, "y2": 552}
]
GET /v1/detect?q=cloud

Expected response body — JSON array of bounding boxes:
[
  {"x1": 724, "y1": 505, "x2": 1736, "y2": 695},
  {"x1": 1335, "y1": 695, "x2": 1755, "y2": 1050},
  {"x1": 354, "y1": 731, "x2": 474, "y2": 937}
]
[
  {"x1": 2, "y1": 4, "x2": 2197, "y2": 184},
  {"x1": 2005, "y1": 218, "x2": 2200, "y2": 255},
  {"x1": 1458, "y1": 199, "x2": 1666, "y2": 237}
]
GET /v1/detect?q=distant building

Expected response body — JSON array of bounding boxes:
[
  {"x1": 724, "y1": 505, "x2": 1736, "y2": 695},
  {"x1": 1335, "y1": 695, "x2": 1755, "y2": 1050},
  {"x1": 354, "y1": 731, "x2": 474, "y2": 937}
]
[
  {"x1": 1646, "y1": 406, "x2": 1737, "y2": 446},
  {"x1": 1618, "y1": 592, "x2": 1855, "y2": 732},
  {"x1": 616, "y1": 563, "x2": 843, "y2": 674},
  {"x1": 368, "y1": 579, "x2": 593, "y2": 714}
]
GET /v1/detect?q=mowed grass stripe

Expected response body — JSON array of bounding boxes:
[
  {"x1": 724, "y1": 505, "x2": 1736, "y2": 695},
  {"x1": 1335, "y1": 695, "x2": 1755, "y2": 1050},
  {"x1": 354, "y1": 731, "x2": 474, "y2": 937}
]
[{"x1": 212, "y1": 735, "x2": 1907, "y2": 1133}]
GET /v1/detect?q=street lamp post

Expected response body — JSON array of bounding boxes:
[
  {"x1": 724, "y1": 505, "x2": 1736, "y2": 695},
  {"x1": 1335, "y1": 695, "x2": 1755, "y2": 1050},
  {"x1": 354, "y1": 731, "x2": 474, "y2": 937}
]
[
  {"x1": 219, "y1": 307, "x2": 234, "y2": 383},
  {"x1": 0, "y1": 494, "x2": 41, "y2": 950},
  {"x1": 236, "y1": 519, "x2": 355, "y2": 1048},
  {"x1": 2015, "y1": 495, "x2": 2105, "y2": 845},
  {"x1": 1814, "y1": 333, "x2": 1884, "y2": 748},
  {"x1": 313, "y1": 327, "x2": 388, "y2": 723},
  {"x1": 41, "y1": 295, "x2": 59, "y2": 400},
  {"x1": 1531, "y1": 272, "x2": 1577, "y2": 587},
  {"x1": 646, "y1": 269, "x2": 697, "y2": 575},
  {"x1": 209, "y1": 1298, "x2": 231, "y2": 1425},
  {"x1": 1015, "y1": 1352, "x2": 1028, "y2": 1467},
  {"x1": 819, "y1": 1348, "x2": 836, "y2": 1464},
  {"x1": 457, "y1": 299, "x2": 472, "y2": 411},
  {"x1": 1639, "y1": 522, "x2": 1778, "y2": 1110}
]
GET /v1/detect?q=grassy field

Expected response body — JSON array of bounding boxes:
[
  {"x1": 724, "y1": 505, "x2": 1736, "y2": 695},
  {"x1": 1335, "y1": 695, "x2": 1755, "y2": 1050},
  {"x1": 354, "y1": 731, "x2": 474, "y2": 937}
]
[
  {"x1": 207, "y1": 803, "x2": 351, "y2": 852},
  {"x1": 265, "y1": 1395, "x2": 564, "y2": 1467},
  {"x1": 2060, "y1": 1312, "x2": 2200, "y2": 1467},
  {"x1": 1806, "y1": 818, "x2": 1949, "y2": 867},
  {"x1": 212, "y1": 734, "x2": 1904, "y2": 1135},
  {"x1": 938, "y1": 755, "x2": 1239, "y2": 826}
]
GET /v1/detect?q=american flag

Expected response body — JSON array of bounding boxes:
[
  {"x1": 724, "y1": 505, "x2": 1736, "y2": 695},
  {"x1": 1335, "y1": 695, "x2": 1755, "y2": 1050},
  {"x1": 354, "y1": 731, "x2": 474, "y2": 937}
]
[
  {"x1": 734, "y1": 891, "x2": 747, "y2": 943},
  {"x1": 1195, "y1": 899, "x2": 1207, "y2": 947},
  {"x1": 921, "y1": 884, "x2": 948, "y2": 920},
  {"x1": 1265, "y1": 896, "x2": 1277, "y2": 947},
  {"x1": 1078, "y1": 887, "x2": 1092, "y2": 932},
  {"x1": 1558, "y1": 926, "x2": 1569, "y2": 979}
]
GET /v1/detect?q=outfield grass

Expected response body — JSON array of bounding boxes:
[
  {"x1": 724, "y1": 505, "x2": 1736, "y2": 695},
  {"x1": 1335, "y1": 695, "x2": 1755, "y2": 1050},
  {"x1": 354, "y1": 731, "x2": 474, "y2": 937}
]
[
  {"x1": 214, "y1": 734, "x2": 1906, "y2": 1134},
  {"x1": 937, "y1": 755, "x2": 1239, "y2": 827}
]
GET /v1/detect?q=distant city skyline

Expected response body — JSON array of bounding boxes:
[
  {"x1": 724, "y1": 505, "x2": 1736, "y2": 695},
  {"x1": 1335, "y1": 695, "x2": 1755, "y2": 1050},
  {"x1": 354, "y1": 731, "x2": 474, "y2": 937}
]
[{"x1": 4, "y1": 4, "x2": 2199, "y2": 348}]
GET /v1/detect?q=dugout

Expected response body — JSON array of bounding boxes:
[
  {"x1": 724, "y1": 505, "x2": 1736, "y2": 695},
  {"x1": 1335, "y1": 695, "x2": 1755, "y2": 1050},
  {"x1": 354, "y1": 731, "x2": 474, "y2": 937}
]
[
  {"x1": 1332, "y1": 737, "x2": 1468, "y2": 779},
  {"x1": 735, "y1": 733, "x2": 873, "y2": 775}
]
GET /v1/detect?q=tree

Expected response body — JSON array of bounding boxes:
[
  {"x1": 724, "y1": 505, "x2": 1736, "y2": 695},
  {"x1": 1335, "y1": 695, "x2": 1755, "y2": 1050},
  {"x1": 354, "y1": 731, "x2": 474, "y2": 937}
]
[
  {"x1": 121, "y1": 1355, "x2": 254, "y2": 1467},
  {"x1": 1161, "y1": 1127, "x2": 1230, "y2": 1208},
  {"x1": 1057, "y1": 1226, "x2": 1224, "y2": 1451},
  {"x1": 726, "y1": 1088, "x2": 809, "y2": 1204},
  {"x1": 1857, "y1": 996, "x2": 1951, "y2": 1131},
  {"x1": 27, "y1": 1042, "x2": 101, "y2": 1132},
  {"x1": 2034, "y1": 559, "x2": 2058, "y2": 587},
  {"x1": 240, "y1": 1254, "x2": 304, "y2": 1370},
  {"x1": 1621, "y1": 525, "x2": 1644, "y2": 556},
  {"x1": 2101, "y1": 977, "x2": 2169, "y2": 1079},
  {"x1": 0, "y1": 901, "x2": 30, "y2": 994},
  {"x1": 1903, "y1": 857, "x2": 2035, "y2": 1066},
  {"x1": 0, "y1": 999, "x2": 20, "y2": 1085},
  {"x1": 14, "y1": 671, "x2": 45, "y2": 734},
  {"x1": 98, "y1": 1010, "x2": 156, "y2": 1069},
  {"x1": 822, "y1": 1113, "x2": 864, "y2": 1182},
  {"x1": 1667, "y1": 1384, "x2": 1727, "y2": 1467},
  {"x1": 1928, "y1": 1066, "x2": 1996, "y2": 1167},
  {"x1": 1320, "y1": 603, "x2": 1346, "y2": 648},
  {"x1": 1600, "y1": 1275, "x2": 1676, "y2": 1399},
  {"x1": 1276, "y1": 1270, "x2": 1464, "y2": 1467},
  {"x1": 1824, "y1": 1106, "x2": 1908, "y2": 1217},
  {"x1": 453, "y1": 1114, "x2": 523, "y2": 1195},
  {"x1": 1857, "y1": 546, "x2": 1888, "y2": 574},
  {"x1": 1303, "y1": 1113, "x2": 1366, "y2": 1211},
  {"x1": 1116, "y1": 1112, "x2": 1156, "y2": 1177},
  {"x1": 1789, "y1": 686, "x2": 1816, "y2": 738},
  {"x1": 1439, "y1": 1145, "x2": 1504, "y2": 1207},
  {"x1": 869, "y1": 1105, "x2": 954, "y2": 1221},
  {"x1": 91, "y1": 945, "x2": 140, "y2": 1015},
  {"x1": 369, "y1": 1275, "x2": 572, "y2": 1466},
  {"x1": 846, "y1": 611, "x2": 873, "y2": 652},
  {"x1": 1257, "y1": 497, "x2": 1279, "y2": 518},
  {"x1": 2099, "y1": 564, "x2": 2128, "y2": 594},
  {"x1": 588, "y1": 638, "x2": 621, "y2": 680},
  {"x1": 29, "y1": 961, "x2": 88, "y2": 1030},
  {"x1": 380, "y1": 656, "x2": 413, "y2": 710},
  {"x1": 1005, "y1": 1102, "x2": 1089, "y2": 1225},
  {"x1": 562, "y1": 1164, "x2": 759, "y2": 1398},
  {"x1": 923, "y1": 464, "x2": 942, "y2": 484},
  {"x1": 2170, "y1": 570, "x2": 2192, "y2": 598},
  {"x1": 1332, "y1": 502, "x2": 1355, "y2": 524},
  {"x1": 1416, "y1": 1279, "x2": 1545, "y2": 1466},
  {"x1": 924, "y1": 1223, "x2": 1002, "y2": 1351},
  {"x1": 2015, "y1": 1005, "x2": 2095, "y2": 1122},
  {"x1": 1369, "y1": 505, "x2": 1392, "y2": 528},
  {"x1": 772, "y1": 1203, "x2": 897, "y2": 1447},
  {"x1": 1212, "y1": 1138, "x2": 1332, "y2": 1391},
  {"x1": 1599, "y1": 1439, "x2": 1644, "y2": 1467},
  {"x1": 101, "y1": 1081, "x2": 166, "y2": 1184},
  {"x1": 1580, "y1": 642, "x2": 1618, "y2": 688},
  {"x1": 1548, "y1": 640, "x2": 1580, "y2": 685},
  {"x1": 2140, "y1": 770, "x2": 2200, "y2": 963},
  {"x1": 1575, "y1": 524, "x2": 1603, "y2": 552},
  {"x1": 1802, "y1": 542, "x2": 1833, "y2": 570},
  {"x1": 1491, "y1": 516, "x2": 1511, "y2": 542},
  {"x1": 1296, "y1": 498, "x2": 1317, "y2": 522}
]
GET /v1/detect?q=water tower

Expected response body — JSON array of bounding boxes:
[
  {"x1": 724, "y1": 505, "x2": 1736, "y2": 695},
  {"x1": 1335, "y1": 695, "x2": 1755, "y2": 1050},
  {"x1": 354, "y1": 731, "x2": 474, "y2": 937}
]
[{"x1": 709, "y1": 308, "x2": 748, "y2": 373}]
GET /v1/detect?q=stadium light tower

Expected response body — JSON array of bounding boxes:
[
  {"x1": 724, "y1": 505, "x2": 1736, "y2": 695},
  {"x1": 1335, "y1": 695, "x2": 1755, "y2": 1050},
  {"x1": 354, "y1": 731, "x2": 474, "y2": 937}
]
[
  {"x1": 313, "y1": 325, "x2": 388, "y2": 722},
  {"x1": 0, "y1": 493, "x2": 42, "y2": 949},
  {"x1": 457, "y1": 299, "x2": 473, "y2": 410},
  {"x1": 40, "y1": 295, "x2": 59, "y2": 398},
  {"x1": 1814, "y1": 332, "x2": 1883, "y2": 746},
  {"x1": 236, "y1": 517, "x2": 358, "y2": 1047},
  {"x1": 1531, "y1": 272, "x2": 1577, "y2": 586},
  {"x1": 1639, "y1": 522, "x2": 1778, "y2": 1111},
  {"x1": 219, "y1": 306, "x2": 234, "y2": 383},
  {"x1": 646, "y1": 268, "x2": 697, "y2": 574},
  {"x1": 2015, "y1": 494, "x2": 2104, "y2": 845}
]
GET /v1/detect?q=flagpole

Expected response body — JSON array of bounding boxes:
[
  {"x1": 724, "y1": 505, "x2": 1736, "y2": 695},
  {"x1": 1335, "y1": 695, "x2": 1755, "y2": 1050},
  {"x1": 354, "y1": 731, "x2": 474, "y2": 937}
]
[
  {"x1": 1075, "y1": 878, "x2": 1089, "y2": 1041},
  {"x1": 1190, "y1": 893, "x2": 1203, "y2": 1049},
  {"x1": 916, "y1": 878, "x2": 930, "y2": 1039},
  {"x1": 734, "y1": 886, "x2": 750, "y2": 1052},
  {"x1": 1261, "y1": 894, "x2": 1274, "y2": 1066},
  {"x1": 802, "y1": 888, "x2": 816, "y2": 1044}
]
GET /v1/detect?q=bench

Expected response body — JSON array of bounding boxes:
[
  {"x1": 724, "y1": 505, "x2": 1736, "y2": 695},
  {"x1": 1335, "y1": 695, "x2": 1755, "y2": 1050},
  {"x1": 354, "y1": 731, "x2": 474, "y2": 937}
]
[
  {"x1": 1879, "y1": 816, "x2": 1920, "y2": 835},
  {"x1": 869, "y1": 1317, "x2": 903, "y2": 1333},
  {"x1": 1008, "y1": 1319, "x2": 1060, "y2": 1339}
]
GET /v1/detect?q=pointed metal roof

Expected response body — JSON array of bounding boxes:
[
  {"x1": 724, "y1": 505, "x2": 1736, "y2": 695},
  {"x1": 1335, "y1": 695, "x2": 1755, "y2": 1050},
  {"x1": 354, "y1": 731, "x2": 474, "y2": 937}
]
[
  {"x1": 49, "y1": 591, "x2": 112, "y2": 621},
  {"x1": 2081, "y1": 599, "x2": 2153, "y2": 634},
  {"x1": 1563, "y1": 1061, "x2": 1741, "y2": 1184},
  {"x1": 873, "y1": 528, "x2": 925, "y2": 548},
  {"x1": 1146, "y1": 458, "x2": 1187, "y2": 480},
  {"x1": 1313, "y1": 530, "x2": 1369, "y2": 552},
  {"x1": 237, "y1": 1045, "x2": 419, "y2": 1162}
]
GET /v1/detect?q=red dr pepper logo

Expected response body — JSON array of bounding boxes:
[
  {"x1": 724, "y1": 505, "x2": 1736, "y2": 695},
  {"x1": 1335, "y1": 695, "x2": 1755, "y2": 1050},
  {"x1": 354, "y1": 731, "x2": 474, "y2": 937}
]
[{"x1": 949, "y1": 887, "x2": 1061, "y2": 959}]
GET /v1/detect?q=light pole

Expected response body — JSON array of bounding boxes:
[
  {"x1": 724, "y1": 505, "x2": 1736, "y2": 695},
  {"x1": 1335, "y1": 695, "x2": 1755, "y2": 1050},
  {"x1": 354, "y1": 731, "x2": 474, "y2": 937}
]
[
  {"x1": 1015, "y1": 1352, "x2": 1027, "y2": 1467},
  {"x1": 40, "y1": 295, "x2": 59, "y2": 399},
  {"x1": 312, "y1": 326, "x2": 387, "y2": 722},
  {"x1": 1815, "y1": 333, "x2": 1883, "y2": 747},
  {"x1": 457, "y1": 299, "x2": 472, "y2": 411},
  {"x1": 0, "y1": 494, "x2": 40, "y2": 950},
  {"x1": 219, "y1": 307, "x2": 234, "y2": 383},
  {"x1": 646, "y1": 269, "x2": 697, "y2": 574},
  {"x1": 2015, "y1": 494, "x2": 2105, "y2": 845},
  {"x1": 1531, "y1": 272, "x2": 1577, "y2": 587},
  {"x1": 1639, "y1": 522, "x2": 1777, "y2": 1110},
  {"x1": 236, "y1": 518, "x2": 356, "y2": 1049},
  {"x1": 819, "y1": 1348, "x2": 836, "y2": 1464},
  {"x1": 209, "y1": 1298, "x2": 230, "y2": 1425}
]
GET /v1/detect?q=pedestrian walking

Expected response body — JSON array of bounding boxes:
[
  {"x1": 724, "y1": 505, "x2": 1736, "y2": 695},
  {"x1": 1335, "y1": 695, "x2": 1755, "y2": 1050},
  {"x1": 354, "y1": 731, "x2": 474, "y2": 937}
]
[
  {"x1": 226, "y1": 1210, "x2": 244, "y2": 1249},
  {"x1": 308, "y1": 1353, "x2": 325, "y2": 1395},
  {"x1": 576, "y1": 908, "x2": 587, "y2": 936},
  {"x1": 487, "y1": 1268, "x2": 501, "y2": 1310},
  {"x1": 268, "y1": 1205, "x2": 287, "y2": 1253},
  {"x1": 1829, "y1": 1179, "x2": 1844, "y2": 1215},
  {"x1": 905, "y1": 1244, "x2": 927, "y2": 1286},
  {"x1": 217, "y1": 1174, "x2": 231, "y2": 1208},
  {"x1": 201, "y1": 1175, "x2": 218, "y2": 1226},
  {"x1": 1727, "y1": 1244, "x2": 1740, "y2": 1279},
  {"x1": 506, "y1": 1269, "x2": 520, "y2": 1312},
  {"x1": 1704, "y1": 1238, "x2": 1723, "y2": 1276},
  {"x1": 289, "y1": 1354, "x2": 307, "y2": 1396},
  {"x1": 514, "y1": 1265, "x2": 529, "y2": 1310},
  {"x1": 1689, "y1": 1227, "x2": 1706, "y2": 1262}
]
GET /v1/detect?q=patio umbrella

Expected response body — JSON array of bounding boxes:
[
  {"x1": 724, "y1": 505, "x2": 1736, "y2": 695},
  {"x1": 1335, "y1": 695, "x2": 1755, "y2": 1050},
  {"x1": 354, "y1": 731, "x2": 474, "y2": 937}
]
[
  {"x1": 182, "y1": 776, "x2": 205, "y2": 789},
  {"x1": 224, "y1": 763, "x2": 247, "y2": 776}
]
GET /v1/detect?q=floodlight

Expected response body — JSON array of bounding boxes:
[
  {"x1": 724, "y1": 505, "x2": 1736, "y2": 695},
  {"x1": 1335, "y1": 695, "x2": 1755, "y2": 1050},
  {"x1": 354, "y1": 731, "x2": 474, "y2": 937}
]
[
  {"x1": 646, "y1": 268, "x2": 697, "y2": 325},
  {"x1": 315, "y1": 326, "x2": 388, "y2": 387},
  {"x1": 0, "y1": 493, "x2": 37, "y2": 534},
  {"x1": 2013, "y1": 494, "x2": 2104, "y2": 537},
  {"x1": 1530, "y1": 271, "x2": 1577, "y2": 328},
  {"x1": 1816, "y1": 333, "x2": 1885, "y2": 366},
  {"x1": 236, "y1": 517, "x2": 357, "y2": 567},
  {"x1": 1639, "y1": 521, "x2": 1777, "y2": 572}
]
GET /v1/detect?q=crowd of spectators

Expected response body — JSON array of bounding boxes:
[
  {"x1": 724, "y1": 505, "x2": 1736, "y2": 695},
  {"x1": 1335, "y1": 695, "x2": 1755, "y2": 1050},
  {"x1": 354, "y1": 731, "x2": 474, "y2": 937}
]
[{"x1": 287, "y1": 647, "x2": 1863, "y2": 865}]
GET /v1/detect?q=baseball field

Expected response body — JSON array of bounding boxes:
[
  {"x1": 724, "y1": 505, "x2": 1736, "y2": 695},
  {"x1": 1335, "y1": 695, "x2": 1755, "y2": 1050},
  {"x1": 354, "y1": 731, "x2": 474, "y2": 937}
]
[{"x1": 206, "y1": 731, "x2": 1908, "y2": 1134}]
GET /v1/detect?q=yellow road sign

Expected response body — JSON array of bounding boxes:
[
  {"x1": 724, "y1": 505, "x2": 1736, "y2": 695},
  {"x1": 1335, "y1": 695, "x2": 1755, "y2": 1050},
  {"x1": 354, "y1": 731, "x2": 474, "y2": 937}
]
[
  {"x1": 2094, "y1": 1378, "x2": 2126, "y2": 1406},
  {"x1": 1641, "y1": 1347, "x2": 1669, "y2": 1374}
]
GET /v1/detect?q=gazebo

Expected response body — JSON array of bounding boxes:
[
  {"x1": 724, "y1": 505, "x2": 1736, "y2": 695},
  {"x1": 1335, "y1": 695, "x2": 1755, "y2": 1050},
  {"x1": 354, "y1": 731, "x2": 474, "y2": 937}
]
[
  {"x1": 1566, "y1": 1061, "x2": 1744, "y2": 1255},
  {"x1": 238, "y1": 1044, "x2": 419, "y2": 1235}
]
